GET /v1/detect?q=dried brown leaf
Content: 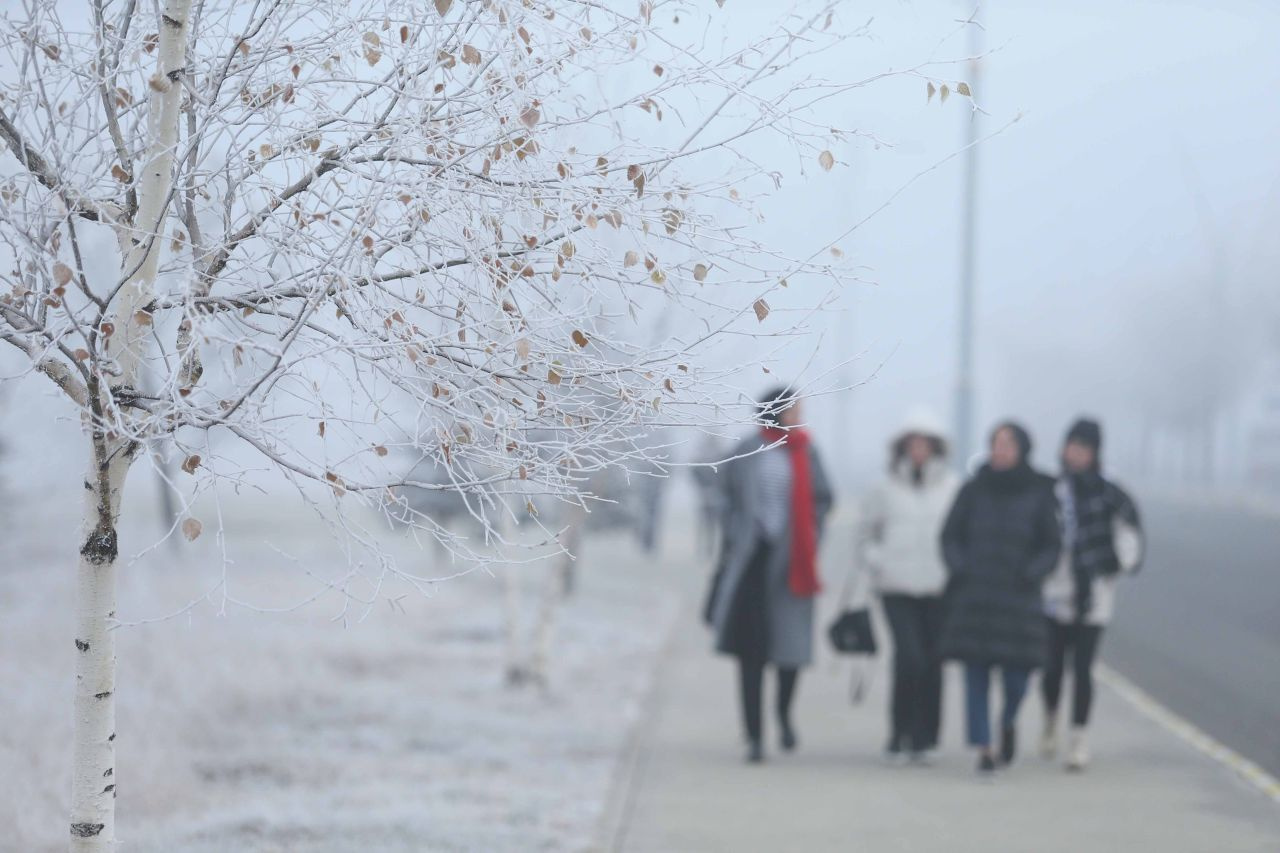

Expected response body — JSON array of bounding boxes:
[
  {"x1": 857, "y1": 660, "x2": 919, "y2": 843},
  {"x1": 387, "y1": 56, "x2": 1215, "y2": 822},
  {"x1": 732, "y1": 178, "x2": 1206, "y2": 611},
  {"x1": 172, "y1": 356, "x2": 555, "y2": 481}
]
[{"x1": 363, "y1": 32, "x2": 382, "y2": 66}]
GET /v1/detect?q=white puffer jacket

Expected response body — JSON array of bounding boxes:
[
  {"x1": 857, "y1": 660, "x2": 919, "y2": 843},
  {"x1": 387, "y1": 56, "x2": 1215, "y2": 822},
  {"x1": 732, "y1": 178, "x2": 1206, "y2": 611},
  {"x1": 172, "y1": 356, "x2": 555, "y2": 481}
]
[{"x1": 856, "y1": 458, "x2": 960, "y2": 597}]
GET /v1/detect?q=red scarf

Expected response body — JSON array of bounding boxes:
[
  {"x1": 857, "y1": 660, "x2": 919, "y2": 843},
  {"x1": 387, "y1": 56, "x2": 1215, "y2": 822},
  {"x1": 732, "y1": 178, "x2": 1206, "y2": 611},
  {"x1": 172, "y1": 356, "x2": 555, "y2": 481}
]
[{"x1": 761, "y1": 426, "x2": 820, "y2": 598}]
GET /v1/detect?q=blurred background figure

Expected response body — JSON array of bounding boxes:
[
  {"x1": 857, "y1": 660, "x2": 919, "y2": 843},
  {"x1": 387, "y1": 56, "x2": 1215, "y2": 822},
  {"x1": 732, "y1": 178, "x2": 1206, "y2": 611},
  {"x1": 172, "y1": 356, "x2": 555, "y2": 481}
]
[
  {"x1": 940, "y1": 422, "x2": 1061, "y2": 777},
  {"x1": 703, "y1": 388, "x2": 835, "y2": 763},
  {"x1": 690, "y1": 432, "x2": 729, "y2": 557},
  {"x1": 856, "y1": 408, "x2": 959, "y2": 764},
  {"x1": 635, "y1": 463, "x2": 667, "y2": 555},
  {"x1": 1041, "y1": 418, "x2": 1145, "y2": 771}
]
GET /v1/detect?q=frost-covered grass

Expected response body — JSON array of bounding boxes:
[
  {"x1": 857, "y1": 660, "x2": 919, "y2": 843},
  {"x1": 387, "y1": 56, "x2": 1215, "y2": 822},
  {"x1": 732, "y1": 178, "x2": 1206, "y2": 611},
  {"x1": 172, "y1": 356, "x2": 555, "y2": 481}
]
[{"x1": 0, "y1": 490, "x2": 675, "y2": 852}]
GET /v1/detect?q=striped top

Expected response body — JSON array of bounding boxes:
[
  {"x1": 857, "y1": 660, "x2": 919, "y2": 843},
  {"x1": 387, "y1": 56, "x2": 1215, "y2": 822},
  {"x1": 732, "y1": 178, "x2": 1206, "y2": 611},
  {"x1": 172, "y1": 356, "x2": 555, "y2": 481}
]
[{"x1": 755, "y1": 446, "x2": 793, "y2": 541}]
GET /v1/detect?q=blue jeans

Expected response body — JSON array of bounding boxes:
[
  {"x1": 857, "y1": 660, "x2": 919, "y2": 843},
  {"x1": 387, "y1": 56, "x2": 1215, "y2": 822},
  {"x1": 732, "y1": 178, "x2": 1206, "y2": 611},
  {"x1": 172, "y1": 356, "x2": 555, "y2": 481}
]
[{"x1": 964, "y1": 663, "x2": 1032, "y2": 748}]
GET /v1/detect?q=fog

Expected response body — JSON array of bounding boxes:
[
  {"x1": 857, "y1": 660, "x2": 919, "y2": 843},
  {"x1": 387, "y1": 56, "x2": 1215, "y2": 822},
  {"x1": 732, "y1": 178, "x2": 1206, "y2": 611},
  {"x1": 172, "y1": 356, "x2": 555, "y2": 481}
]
[
  {"x1": 743, "y1": 0, "x2": 1280, "y2": 491},
  {"x1": 3, "y1": 5, "x2": 1280, "y2": 847},
  {"x1": 3, "y1": 0, "x2": 1278, "y2": 499}
]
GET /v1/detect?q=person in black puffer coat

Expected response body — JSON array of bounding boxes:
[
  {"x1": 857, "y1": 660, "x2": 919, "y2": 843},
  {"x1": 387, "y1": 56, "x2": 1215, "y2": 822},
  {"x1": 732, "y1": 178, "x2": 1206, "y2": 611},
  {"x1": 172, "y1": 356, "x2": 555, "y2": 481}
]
[
  {"x1": 1040, "y1": 418, "x2": 1144, "y2": 772},
  {"x1": 940, "y1": 421, "x2": 1061, "y2": 776}
]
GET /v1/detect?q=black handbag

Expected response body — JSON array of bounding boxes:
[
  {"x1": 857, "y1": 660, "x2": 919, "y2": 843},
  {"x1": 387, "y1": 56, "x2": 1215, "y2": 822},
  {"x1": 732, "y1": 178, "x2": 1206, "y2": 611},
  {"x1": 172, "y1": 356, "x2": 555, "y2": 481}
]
[
  {"x1": 828, "y1": 561, "x2": 878, "y2": 655},
  {"x1": 828, "y1": 607, "x2": 877, "y2": 655}
]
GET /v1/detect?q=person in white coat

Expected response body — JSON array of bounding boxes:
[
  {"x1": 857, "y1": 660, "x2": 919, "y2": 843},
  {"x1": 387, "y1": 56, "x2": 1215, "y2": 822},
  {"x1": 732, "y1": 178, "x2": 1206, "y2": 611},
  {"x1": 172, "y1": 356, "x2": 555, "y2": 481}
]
[
  {"x1": 1040, "y1": 418, "x2": 1144, "y2": 771},
  {"x1": 855, "y1": 411, "x2": 960, "y2": 762}
]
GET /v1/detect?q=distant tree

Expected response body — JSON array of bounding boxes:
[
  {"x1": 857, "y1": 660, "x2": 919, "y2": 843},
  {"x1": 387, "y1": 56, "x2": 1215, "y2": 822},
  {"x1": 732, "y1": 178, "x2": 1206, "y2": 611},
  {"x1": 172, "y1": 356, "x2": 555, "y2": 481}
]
[{"x1": 0, "y1": 0, "x2": 942, "y2": 846}]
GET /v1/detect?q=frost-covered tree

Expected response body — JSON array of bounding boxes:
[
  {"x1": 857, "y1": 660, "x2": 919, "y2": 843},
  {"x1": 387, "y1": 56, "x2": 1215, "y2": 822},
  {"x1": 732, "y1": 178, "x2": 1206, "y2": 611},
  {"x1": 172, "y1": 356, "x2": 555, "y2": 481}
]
[{"x1": 0, "y1": 0, "x2": 936, "y2": 846}]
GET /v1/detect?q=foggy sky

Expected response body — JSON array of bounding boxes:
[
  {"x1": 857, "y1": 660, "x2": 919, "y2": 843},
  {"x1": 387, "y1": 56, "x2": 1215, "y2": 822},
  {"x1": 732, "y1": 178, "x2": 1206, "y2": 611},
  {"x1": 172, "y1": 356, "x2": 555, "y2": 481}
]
[
  {"x1": 3, "y1": 0, "x2": 1278, "y2": 499},
  {"x1": 764, "y1": 0, "x2": 1280, "y2": 486}
]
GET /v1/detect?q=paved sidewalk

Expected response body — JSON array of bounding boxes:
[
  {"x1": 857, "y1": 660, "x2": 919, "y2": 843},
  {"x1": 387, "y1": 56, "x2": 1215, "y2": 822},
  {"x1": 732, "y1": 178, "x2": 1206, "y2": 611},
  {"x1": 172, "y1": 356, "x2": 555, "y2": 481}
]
[{"x1": 611, "y1": 529, "x2": 1280, "y2": 853}]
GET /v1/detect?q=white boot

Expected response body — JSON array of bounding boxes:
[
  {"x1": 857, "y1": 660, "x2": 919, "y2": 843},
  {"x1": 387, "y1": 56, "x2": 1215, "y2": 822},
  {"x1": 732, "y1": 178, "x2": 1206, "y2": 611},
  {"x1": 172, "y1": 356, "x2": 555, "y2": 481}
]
[
  {"x1": 1040, "y1": 712, "x2": 1058, "y2": 760},
  {"x1": 1066, "y1": 727, "x2": 1090, "y2": 772}
]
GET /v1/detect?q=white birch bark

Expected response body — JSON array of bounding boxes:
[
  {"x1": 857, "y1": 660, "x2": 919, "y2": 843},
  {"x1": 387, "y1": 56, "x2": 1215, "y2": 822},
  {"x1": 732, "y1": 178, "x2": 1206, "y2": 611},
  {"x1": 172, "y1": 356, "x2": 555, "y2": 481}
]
[
  {"x1": 69, "y1": 444, "x2": 132, "y2": 851},
  {"x1": 70, "y1": 0, "x2": 191, "y2": 846},
  {"x1": 528, "y1": 556, "x2": 563, "y2": 688},
  {"x1": 503, "y1": 566, "x2": 524, "y2": 685},
  {"x1": 108, "y1": 0, "x2": 191, "y2": 385}
]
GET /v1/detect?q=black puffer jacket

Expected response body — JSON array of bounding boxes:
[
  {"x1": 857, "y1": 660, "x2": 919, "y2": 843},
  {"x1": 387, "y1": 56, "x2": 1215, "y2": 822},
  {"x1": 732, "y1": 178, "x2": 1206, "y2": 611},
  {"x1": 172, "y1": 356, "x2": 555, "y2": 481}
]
[{"x1": 939, "y1": 463, "x2": 1061, "y2": 668}]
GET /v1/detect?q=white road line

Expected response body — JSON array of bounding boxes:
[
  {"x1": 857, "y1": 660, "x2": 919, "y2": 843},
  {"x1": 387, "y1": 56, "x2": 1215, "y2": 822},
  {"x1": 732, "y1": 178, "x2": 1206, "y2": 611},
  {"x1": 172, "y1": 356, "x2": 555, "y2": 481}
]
[{"x1": 1098, "y1": 663, "x2": 1280, "y2": 805}]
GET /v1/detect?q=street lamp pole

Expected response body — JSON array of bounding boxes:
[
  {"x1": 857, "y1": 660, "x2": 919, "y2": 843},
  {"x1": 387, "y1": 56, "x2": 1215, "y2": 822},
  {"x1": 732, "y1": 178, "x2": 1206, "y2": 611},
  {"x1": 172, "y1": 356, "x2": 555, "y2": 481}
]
[{"x1": 954, "y1": 13, "x2": 983, "y2": 470}]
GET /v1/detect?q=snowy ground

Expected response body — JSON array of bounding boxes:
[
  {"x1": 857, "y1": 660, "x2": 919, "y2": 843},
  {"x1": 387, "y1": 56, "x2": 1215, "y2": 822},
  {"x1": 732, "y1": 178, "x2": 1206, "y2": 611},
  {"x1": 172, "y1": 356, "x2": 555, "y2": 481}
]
[{"x1": 0, "y1": 487, "x2": 677, "y2": 852}]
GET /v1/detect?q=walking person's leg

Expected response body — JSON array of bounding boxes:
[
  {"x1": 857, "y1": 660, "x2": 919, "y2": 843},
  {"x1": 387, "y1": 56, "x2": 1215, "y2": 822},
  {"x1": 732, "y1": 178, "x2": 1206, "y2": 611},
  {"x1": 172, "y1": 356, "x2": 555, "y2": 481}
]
[
  {"x1": 723, "y1": 545, "x2": 770, "y2": 762},
  {"x1": 776, "y1": 666, "x2": 800, "y2": 751},
  {"x1": 1041, "y1": 618, "x2": 1069, "y2": 758},
  {"x1": 1067, "y1": 624, "x2": 1104, "y2": 770},
  {"x1": 964, "y1": 663, "x2": 997, "y2": 774},
  {"x1": 738, "y1": 657, "x2": 765, "y2": 762},
  {"x1": 998, "y1": 665, "x2": 1033, "y2": 765},
  {"x1": 918, "y1": 595, "x2": 945, "y2": 753},
  {"x1": 882, "y1": 594, "x2": 924, "y2": 757}
]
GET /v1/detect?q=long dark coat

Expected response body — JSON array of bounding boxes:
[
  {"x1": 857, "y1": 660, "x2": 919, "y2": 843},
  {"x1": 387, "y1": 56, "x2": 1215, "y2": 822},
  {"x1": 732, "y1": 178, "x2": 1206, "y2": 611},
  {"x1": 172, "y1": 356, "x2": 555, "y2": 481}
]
[
  {"x1": 939, "y1": 463, "x2": 1061, "y2": 669},
  {"x1": 704, "y1": 435, "x2": 835, "y2": 668}
]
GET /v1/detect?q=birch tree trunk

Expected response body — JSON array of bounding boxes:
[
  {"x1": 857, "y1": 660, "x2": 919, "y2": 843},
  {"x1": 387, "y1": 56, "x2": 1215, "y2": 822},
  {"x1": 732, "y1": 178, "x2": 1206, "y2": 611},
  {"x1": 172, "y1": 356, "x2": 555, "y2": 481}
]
[
  {"x1": 70, "y1": 440, "x2": 133, "y2": 851},
  {"x1": 71, "y1": 0, "x2": 191, "y2": 846}
]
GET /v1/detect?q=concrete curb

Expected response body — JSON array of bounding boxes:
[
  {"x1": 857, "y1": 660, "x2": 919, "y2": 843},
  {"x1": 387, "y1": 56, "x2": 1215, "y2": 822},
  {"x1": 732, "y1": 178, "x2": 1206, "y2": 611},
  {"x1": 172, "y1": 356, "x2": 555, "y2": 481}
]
[
  {"x1": 1099, "y1": 663, "x2": 1280, "y2": 805},
  {"x1": 594, "y1": 595, "x2": 686, "y2": 852}
]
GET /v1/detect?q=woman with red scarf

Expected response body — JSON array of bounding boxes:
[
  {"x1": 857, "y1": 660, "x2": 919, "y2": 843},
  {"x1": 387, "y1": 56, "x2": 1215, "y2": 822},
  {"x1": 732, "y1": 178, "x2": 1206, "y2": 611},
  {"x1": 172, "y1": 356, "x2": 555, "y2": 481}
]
[{"x1": 703, "y1": 387, "x2": 835, "y2": 763}]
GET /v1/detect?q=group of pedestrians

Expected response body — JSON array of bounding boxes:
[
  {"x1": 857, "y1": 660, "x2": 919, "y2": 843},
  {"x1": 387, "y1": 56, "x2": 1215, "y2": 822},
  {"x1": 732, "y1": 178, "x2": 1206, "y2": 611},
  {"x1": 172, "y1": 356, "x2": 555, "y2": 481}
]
[{"x1": 702, "y1": 387, "x2": 1144, "y2": 778}]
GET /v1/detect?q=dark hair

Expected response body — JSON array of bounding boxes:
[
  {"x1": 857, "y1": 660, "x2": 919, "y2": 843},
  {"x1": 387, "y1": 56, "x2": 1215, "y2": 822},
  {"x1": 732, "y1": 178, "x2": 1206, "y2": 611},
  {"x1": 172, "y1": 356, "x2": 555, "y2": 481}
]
[
  {"x1": 989, "y1": 420, "x2": 1032, "y2": 463},
  {"x1": 1062, "y1": 417, "x2": 1103, "y2": 472},
  {"x1": 757, "y1": 385, "x2": 796, "y2": 427},
  {"x1": 890, "y1": 433, "x2": 947, "y2": 472},
  {"x1": 1064, "y1": 417, "x2": 1102, "y2": 452}
]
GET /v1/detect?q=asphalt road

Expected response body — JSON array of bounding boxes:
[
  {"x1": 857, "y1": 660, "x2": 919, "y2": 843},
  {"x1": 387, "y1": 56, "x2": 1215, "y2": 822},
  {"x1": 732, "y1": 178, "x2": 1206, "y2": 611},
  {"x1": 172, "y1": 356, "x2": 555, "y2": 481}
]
[{"x1": 1103, "y1": 494, "x2": 1280, "y2": 778}]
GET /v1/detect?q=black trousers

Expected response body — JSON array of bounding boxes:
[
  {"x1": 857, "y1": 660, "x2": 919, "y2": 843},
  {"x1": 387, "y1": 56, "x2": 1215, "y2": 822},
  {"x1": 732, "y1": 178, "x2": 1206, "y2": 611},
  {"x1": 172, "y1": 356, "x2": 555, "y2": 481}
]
[
  {"x1": 739, "y1": 660, "x2": 799, "y2": 743},
  {"x1": 726, "y1": 541, "x2": 798, "y2": 743},
  {"x1": 1041, "y1": 618, "x2": 1104, "y2": 727},
  {"x1": 881, "y1": 593, "x2": 944, "y2": 752}
]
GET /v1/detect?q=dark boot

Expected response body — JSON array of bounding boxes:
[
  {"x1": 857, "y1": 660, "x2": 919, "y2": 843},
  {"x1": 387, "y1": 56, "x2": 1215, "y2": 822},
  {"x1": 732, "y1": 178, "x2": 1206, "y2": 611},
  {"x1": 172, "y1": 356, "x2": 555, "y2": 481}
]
[
  {"x1": 999, "y1": 724, "x2": 1017, "y2": 766},
  {"x1": 746, "y1": 739, "x2": 765, "y2": 764},
  {"x1": 779, "y1": 719, "x2": 797, "y2": 752}
]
